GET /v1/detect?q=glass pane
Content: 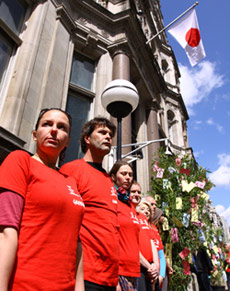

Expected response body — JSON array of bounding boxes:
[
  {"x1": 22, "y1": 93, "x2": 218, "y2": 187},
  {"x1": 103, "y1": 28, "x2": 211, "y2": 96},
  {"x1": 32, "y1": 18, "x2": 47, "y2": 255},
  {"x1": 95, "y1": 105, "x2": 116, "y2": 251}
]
[
  {"x1": 0, "y1": 0, "x2": 26, "y2": 34},
  {"x1": 0, "y1": 33, "x2": 13, "y2": 87},
  {"x1": 63, "y1": 93, "x2": 91, "y2": 164},
  {"x1": 70, "y1": 53, "x2": 95, "y2": 91}
]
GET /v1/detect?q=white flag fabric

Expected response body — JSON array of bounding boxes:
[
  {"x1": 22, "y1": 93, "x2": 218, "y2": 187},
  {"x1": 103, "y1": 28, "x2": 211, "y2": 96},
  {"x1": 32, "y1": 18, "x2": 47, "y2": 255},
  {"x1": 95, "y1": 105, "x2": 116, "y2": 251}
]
[{"x1": 168, "y1": 8, "x2": 206, "y2": 66}]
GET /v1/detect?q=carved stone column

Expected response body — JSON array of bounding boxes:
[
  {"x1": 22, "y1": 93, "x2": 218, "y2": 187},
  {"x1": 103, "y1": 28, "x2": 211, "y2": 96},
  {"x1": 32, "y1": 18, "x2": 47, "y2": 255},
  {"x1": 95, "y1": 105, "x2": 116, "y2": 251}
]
[
  {"x1": 112, "y1": 51, "x2": 131, "y2": 156},
  {"x1": 146, "y1": 102, "x2": 160, "y2": 176}
]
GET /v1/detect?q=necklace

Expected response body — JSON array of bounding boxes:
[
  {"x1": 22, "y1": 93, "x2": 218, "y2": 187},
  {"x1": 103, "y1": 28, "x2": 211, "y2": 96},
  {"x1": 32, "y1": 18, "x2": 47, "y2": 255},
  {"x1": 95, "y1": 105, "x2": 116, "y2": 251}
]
[{"x1": 32, "y1": 153, "x2": 57, "y2": 169}]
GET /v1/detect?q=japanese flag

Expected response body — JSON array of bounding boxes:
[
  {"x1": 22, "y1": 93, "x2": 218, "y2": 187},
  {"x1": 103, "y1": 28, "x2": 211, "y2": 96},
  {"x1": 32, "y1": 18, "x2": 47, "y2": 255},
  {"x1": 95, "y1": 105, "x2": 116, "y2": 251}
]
[{"x1": 168, "y1": 8, "x2": 206, "y2": 66}]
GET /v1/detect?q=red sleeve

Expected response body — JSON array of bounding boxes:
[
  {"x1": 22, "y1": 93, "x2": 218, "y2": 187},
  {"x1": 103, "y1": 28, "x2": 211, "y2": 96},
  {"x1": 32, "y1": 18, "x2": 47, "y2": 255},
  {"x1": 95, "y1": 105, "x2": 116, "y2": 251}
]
[
  {"x1": 150, "y1": 224, "x2": 164, "y2": 251},
  {"x1": 0, "y1": 189, "x2": 24, "y2": 231},
  {"x1": 0, "y1": 150, "x2": 30, "y2": 198}
]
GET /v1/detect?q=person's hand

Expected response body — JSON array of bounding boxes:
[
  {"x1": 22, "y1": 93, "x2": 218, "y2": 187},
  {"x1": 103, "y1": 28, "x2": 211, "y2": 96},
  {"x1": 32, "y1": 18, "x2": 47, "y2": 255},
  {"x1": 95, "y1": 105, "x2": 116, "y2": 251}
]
[
  {"x1": 116, "y1": 283, "x2": 121, "y2": 291},
  {"x1": 159, "y1": 276, "x2": 164, "y2": 288},
  {"x1": 167, "y1": 265, "x2": 174, "y2": 278},
  {"x1": 146, "y1": 263, "x2": 159, "y2": 283}
]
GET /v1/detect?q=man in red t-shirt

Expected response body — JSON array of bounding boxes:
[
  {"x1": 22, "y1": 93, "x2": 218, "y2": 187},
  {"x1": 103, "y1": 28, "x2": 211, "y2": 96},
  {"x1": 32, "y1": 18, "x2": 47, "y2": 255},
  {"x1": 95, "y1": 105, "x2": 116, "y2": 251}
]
[{"x1": 60, "y1": 117, "x2": 119, "y2": 291}]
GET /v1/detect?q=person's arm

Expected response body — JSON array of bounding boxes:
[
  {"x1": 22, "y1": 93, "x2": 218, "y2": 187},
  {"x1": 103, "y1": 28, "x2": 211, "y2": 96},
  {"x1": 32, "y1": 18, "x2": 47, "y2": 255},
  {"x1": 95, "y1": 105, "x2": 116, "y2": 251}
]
[
  {"x1": 75, "y1": 240, "x2": 84, "y2": 291},
  {"x1": 0, "y1": 226, "x2": 18, "y2": 291},
  {"x1": 140, "y1": 251, "x2": 152, "y2": 269},
  {"x1": 166, "y1": 259, "x2": 173, "y2": 278},
  {"x1": 151, "y1": 240, "x2": 160, "y2": 272},
  {"x1": 140, "y1": 251, "x2": 158, "y2": 282},
  {"x1": 158, "y1": 249, "x2": 166, "y2": 288}
]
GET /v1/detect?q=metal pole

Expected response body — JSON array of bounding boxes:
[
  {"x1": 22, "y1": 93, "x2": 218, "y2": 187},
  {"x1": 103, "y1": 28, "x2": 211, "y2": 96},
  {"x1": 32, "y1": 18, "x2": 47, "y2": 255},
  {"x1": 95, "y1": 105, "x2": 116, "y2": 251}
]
[
  {"x1": 146, "y1": 1, "x2": 199, "y2": 44},
  {"x1": 116, "y1": 117, "x2": 122, "y2": 161}
]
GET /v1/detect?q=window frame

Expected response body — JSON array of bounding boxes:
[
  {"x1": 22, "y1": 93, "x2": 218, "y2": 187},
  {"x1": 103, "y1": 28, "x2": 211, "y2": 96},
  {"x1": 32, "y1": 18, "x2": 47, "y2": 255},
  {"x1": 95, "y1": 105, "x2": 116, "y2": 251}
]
[
  {"x1": 61, "y1": 51, "x2": 96, "y2": 164},
  {"x1": 0, "y1": 0, "x2": 28, "y2": 108}
]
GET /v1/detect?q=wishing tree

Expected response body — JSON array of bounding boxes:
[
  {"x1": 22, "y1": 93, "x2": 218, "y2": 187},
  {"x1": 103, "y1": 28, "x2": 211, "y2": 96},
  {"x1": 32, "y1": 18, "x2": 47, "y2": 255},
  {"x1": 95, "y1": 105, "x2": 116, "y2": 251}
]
[{"x1": 149, "y1": 148, "x2": 225, "y2": 290}]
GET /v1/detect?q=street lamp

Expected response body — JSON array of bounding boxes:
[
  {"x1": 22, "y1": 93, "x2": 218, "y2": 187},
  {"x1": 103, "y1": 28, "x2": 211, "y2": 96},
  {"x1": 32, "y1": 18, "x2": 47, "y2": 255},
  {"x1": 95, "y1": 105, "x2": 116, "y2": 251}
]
[{"x1": 101, "y1": 79, "x2": 139, "y2": 160}]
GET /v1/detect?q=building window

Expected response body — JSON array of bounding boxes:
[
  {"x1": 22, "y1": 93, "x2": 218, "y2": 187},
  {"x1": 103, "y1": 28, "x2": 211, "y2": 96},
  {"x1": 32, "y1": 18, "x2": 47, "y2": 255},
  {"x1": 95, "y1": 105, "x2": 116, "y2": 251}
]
[
  {"x1": 0, "y1": 0, "x2": 27, "y2": 90},
  {"x1": 0, "y1": 0, "x2": 27, "y2": 34},
  {"x1": 167, "y1": 109, "x2": 178, "y2": 144},
  {"x1": 0, "y1": 31, "x2": 14, "y2": 85},
  {"x1": 63, "y1": 52, "x2": 95, "y2": 164},
  {"x1": 70, "y1": 52, "x2": 95, "y2": 91}
]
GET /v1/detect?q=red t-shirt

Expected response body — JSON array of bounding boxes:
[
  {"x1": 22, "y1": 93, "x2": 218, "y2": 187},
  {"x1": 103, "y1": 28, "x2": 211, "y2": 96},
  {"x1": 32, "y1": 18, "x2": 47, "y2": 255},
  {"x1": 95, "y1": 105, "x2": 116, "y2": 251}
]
[
  {"x1": 137, "y1": 212, "x2": 153, "y2": 263},
  {"x1": 60, "y1": 159, "x2": 119, "y2": 286},
  {"x1": 117, "y1": 201, "x2": 140, "y2": 277},
  {"x1": 0, "y1": 150, "x2": 85, "y2": 290},
  {"x1": 149, "y1": 223, "x2": 164, "y2": 251}
]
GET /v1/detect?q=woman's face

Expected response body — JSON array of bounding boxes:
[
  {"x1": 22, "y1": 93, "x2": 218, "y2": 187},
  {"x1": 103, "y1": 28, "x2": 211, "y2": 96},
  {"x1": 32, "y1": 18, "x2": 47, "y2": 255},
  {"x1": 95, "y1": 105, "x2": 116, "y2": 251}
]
[
  {"x1": 113, "y1": 164, "x2": 133, "y2": 190},
  {"x1": 139, "y1": 203, "x2": 151, "y2": 220},
  {"x1": 33, "y1": 110, "x2": 70, "y2": 156}
]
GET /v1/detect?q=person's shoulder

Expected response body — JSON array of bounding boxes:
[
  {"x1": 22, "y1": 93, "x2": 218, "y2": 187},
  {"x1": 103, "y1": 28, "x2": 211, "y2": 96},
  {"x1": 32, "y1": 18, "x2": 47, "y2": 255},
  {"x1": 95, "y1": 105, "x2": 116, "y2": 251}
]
[
  {"x1": 0, "y1": 150, "x2": 31, "y2": 178},
  {"x1": 5, "y1": 150, "x2": 31, "y2": 163},
  {"x1": 63, "y1": 159, "x2": 83, "y2": 167},
  {"x1": 60, "y1": 159, "x2": 85, "y2": 175},
  {"x1": 137, "y1": 212, "x2": 147, "y2": 220}
]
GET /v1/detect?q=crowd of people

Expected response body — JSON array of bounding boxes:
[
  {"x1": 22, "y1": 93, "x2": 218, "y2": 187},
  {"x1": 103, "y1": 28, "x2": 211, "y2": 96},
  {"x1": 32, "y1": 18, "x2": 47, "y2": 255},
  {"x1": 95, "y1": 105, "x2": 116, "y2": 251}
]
[{"x1": 0, "y1": 109, "x2": 173, "y2": 291}]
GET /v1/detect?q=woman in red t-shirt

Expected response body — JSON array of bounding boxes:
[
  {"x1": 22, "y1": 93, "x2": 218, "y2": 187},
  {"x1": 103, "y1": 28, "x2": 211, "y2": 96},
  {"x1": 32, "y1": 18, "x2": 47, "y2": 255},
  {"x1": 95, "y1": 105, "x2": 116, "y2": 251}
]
[
  {"x1": 0, "y1": 108, "x2": 85, "y2": 291},
  {"x1": 110, "y1": 161, "x2": 156, "y2": 291},
  {"x1": 136, "y1": 199, "x2": 159, "y2": 291}
]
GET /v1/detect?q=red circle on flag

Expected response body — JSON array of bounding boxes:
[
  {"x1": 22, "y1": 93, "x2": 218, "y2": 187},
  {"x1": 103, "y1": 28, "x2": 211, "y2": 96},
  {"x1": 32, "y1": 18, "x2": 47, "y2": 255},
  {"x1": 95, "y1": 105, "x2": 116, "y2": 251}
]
[{"x1": 185, "y1": 28, "x2": 201, "y2": 47}]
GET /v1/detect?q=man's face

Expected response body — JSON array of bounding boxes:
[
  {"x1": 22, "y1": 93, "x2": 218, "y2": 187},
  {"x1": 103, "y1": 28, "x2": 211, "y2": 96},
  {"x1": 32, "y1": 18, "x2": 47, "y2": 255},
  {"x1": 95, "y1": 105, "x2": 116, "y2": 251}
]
[
  {"x1": 85, "y1": 125, "x2": 113, "y2": 156},
  {"x1": 130, "y1": 183, "x2": 142, "y2": 206},
  {"x1": 145, "y1": 196, "x2": 157, "y2": 216}
]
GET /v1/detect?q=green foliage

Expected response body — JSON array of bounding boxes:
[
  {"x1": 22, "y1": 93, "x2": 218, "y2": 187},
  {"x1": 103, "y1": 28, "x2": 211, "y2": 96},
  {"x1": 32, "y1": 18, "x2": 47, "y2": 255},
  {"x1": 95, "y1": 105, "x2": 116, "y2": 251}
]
[{"x1": 148, "y1": 148, "x2": 222, "y2": 290}]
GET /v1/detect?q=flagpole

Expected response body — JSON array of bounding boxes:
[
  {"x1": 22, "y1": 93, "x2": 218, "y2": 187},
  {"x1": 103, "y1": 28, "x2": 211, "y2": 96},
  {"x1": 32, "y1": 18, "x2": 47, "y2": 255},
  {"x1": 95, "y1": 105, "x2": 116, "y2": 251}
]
[{"x1": 146, "y1": 1, "x2": 199, "y2": 44}]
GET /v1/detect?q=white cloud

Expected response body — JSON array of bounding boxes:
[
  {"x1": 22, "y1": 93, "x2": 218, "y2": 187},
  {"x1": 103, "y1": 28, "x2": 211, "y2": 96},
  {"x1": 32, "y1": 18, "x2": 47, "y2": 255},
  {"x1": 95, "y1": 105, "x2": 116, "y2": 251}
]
[
  {"x1": 206, "y1": 118, "x2": 224, "y2": 134},
  {"x1": 193, "y1": 149, "x2": 204, "y2": 159},
  {"x1": 209, "y1": 153, "x2": 230, "y2": 187},
  {"x1": 206, "y1": 118, "x2": 214, "y2": 125},
  {"x1": 215, "y1": 205, "x2": 230, "y2": 227},
  {"x1": 179, "y1": 61, "x2": 224, "y2": 115}
]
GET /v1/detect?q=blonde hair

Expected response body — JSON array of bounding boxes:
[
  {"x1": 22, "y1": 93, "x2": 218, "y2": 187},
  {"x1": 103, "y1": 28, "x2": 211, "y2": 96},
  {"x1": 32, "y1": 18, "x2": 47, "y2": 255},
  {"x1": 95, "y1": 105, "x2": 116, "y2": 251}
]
[{"x1": 136, "y1": 199, "x2": 153, "y2": 224}]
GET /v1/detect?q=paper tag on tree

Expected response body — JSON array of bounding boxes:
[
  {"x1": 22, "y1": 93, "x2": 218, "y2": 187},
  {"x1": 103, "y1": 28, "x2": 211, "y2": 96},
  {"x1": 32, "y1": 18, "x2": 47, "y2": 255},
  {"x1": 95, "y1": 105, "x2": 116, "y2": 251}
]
[
  {"x1": 165, "y1": 243, "x2": 173, "y2": 266},
  {"x1": 191, "y1": 209, "x2": 199, "y2": 222},
  {"x1": 176, "y1": 197, "x2": 182, "y2": 209},
  {"x1": 182, "y1": 213, "x2": 190, "y2": 228},
  {"x1": 182, "y1": 260, "x2": 191, "y2": 275},
  {"x1": 172, "y1": 216, "x2": 184, "y2": 228},
  {"x1": 162, "y1": 217, "x2": 169, "y2": 231},
  {"x1": 182, "y1": 180, "x2": 195, "y2": 192},
  {"x1": 179, "y1": 247, "x2": 190, "y2": 260}
]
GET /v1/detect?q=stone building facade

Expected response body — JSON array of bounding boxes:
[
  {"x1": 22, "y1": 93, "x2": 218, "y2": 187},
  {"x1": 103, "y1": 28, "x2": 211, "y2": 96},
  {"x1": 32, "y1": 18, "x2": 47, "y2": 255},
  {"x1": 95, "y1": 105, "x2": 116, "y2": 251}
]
[{"x1": 0, "y1": 0, "x2": 192, "y2": 192}]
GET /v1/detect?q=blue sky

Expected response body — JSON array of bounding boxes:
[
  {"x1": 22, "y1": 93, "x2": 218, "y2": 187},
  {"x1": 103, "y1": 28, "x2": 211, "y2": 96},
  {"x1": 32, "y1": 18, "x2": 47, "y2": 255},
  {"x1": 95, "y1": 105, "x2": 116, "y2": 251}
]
[{"x1": 161, "y1": 1, "x2": 230, "y2": 225}]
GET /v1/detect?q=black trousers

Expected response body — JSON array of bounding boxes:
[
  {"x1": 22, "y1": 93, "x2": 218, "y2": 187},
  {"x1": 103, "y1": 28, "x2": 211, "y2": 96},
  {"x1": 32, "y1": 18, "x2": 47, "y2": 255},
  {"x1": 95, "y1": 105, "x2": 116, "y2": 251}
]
[
  {"x1": 85, "y1": 280, "x2": 116, "y2": 291},
  {"x1": 197, "y1": 272, "x2": 212, "y2": 291},
  {"x1": 138, "y1": 266, "x2": 152, "y2": 291}
]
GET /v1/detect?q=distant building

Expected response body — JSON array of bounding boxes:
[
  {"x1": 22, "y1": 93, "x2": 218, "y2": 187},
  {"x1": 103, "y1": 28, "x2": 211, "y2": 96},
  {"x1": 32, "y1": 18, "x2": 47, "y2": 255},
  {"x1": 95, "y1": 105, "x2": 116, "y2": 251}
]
[
  {"x1": 0, "y1": 0, "x2": 192, "y2": 192},
  {"x1": 207, "y1": 204, "x2": 230, "y2": 243}
]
